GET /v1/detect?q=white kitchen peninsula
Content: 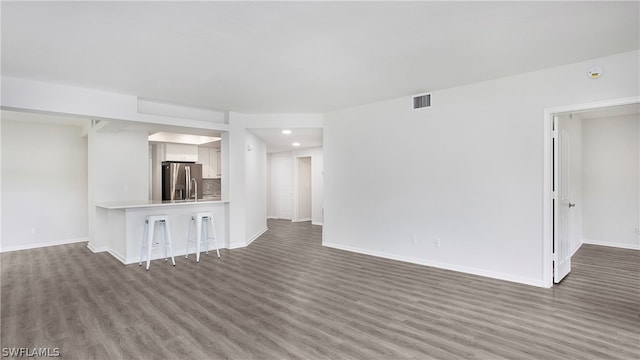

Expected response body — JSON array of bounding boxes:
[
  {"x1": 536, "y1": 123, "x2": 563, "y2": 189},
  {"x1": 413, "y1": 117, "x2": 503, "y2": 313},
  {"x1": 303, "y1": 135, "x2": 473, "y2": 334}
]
[{"x1": 93, "y1": 200, "x2": 229, "y2": 265}]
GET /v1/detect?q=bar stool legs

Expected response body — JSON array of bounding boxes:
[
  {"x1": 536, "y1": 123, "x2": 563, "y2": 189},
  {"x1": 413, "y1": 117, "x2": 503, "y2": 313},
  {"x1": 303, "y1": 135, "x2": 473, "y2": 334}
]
[
  {"x1": 139, "y1": 215, "x2": 175, "y2": 270},
  {"x1": 204, "y1": 216, "x2": 221, "y2": 258},
  {"x1": 186, "y1": 212, "x2": 221, "y2": 262}
]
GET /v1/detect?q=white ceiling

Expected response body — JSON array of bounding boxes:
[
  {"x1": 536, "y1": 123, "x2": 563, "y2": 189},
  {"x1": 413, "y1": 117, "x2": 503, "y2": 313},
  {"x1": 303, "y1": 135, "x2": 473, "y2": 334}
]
[
  {"x1": 2, "y1": 1, "x2": 638, "y2": 114},
  {"x1": 249, "y1": 128, "x2": 323, "y2": 154}
]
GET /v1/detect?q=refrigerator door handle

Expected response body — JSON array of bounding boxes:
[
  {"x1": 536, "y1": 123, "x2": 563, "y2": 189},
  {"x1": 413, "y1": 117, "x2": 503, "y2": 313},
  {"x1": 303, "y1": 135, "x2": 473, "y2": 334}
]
[
  {"x1": 170, "y1": 163, "x2": 179, "y2": 200},
  {"x1": 185, "y1": 166, "x2": 191, "y2": 200}
]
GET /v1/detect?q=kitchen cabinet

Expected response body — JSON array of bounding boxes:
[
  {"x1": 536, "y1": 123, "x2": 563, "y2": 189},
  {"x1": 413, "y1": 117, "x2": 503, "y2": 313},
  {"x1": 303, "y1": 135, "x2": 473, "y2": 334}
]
[
  {"x1": 198, "y1": 147, "x2": 220, "y2": 178},
  {"x1": 161, "y1": 143, "x2": 198, "y2": 162},
  {"x1": 215, "y1": 150, "x2": 221, "y2": 177}
]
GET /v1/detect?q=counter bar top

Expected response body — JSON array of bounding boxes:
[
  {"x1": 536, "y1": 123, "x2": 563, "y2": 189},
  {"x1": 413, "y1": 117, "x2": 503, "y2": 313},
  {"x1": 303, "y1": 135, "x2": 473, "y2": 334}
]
[
  {"x1": 96, "y1": 199, "x2": 228, "y2": 210},
  {"x1": 93, "y1": 199, "x2": 228, "y2": 264}
]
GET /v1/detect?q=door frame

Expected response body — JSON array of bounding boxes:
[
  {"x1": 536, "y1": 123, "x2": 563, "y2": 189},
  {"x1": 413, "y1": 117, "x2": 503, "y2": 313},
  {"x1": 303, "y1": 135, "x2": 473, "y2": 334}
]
[{"x1": 542, "y1": 96, "x2": 639, "y2": 288}]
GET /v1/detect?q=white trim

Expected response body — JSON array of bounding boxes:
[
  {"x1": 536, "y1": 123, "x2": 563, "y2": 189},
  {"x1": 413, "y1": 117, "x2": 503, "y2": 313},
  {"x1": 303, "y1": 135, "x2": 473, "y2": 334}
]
[
  {"x1": 543, "y1": 96, "x2": 640, "y2": 288},
  {"x1": 293, "y1": 218, "x2": 311, "y2": 222},
  {"x1": 323, "y1": 242, "x2": 545, "y2": 288},
  {"x1": 228, "y1": 242, "x2": 246, "y2": 250},
  {"x1": 311, "y1": 222, "x2": 323, "y2": 226},
  {"x1": 582, "y1": 238, "x2": 640, "y2": 251},
  {"x1": 88, "y1": 243, "x2": 128, "y2": 264},
  {"x1": 108, "y1": 249, "x2": 128, "y2": 264},
  {"x1": 0, "y1": 237, "x2": 88, "y2": 253},
  {"x1": 87, "y1": 242, "x2": 107, "y2": 253},
  {"x1": 228, "y1": 226, "x2": 268, "y2": 249},
  {"x1": 246, "y1": 226, "x2": 268, "y2": 247},
  {"x1": 570, "y1": 241, "x2": 583, "y2": 257}
]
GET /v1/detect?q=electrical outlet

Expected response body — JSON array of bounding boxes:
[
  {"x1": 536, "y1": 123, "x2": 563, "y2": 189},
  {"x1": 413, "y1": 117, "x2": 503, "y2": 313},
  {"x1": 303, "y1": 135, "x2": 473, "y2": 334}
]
[
  {"x1": 411, "y1": 235, "x2": 417, "y2": 245},
  {"x1": 635, "y1": 227, "x2": 640, "y2": 236},
  {"x1": 435, "y1": 238, "x2": 441, "y2": 248},
  {"x1": 31, "y1": 228, "x2": 37, "y2": 236}
]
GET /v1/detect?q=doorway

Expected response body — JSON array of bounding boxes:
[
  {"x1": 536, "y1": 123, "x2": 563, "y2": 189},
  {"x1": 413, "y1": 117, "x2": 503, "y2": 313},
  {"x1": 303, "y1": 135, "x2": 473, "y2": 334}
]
[
  {"x1": 274, "y1": 156, "x2": 293, "y2": 220},
  {"x1": 295, "y1": 156, "x2": 312, "y2": 222},
  {"x1": 544, "y1": 97, "x2": 640, "y2": 287}
]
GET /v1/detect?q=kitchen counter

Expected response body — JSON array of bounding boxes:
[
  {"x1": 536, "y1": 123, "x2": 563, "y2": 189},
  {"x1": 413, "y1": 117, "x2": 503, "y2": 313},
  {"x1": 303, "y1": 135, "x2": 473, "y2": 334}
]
[
  {"x1": 91, "y1": 199, "x2": 228, "y2": 264},
  {"x1": 96, "y1": 198, "x2": 226, "y2": 209}
]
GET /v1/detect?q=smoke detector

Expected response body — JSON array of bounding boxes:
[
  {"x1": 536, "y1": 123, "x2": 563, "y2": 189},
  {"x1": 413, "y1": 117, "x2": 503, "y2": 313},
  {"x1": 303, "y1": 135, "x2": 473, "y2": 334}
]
[{"x1": 587, "y1": 66, "x2": 603, "y2": 79}]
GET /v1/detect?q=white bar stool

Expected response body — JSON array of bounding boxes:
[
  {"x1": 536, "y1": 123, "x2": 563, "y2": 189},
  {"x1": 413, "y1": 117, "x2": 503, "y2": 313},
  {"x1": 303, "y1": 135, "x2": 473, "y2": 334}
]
[
  {"x1": 139, "y1": 214, "x2": 175, "y2": 270},
  {"x1": 186, "y1": 212, "x2": 221, "y2": 262}
]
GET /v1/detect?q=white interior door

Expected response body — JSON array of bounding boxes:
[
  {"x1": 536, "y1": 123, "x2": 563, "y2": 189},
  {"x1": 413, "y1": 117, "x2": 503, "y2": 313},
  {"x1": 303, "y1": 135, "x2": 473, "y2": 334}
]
[
  {"x1": 275, "y1": 157, "x2": 293, "y2": 220},
  {"x1": 296, "y1": 157, "x2": 312, "y2": 221},
  {"x1": 554, "y1": 115, "x2": 572, "y2": 283}
]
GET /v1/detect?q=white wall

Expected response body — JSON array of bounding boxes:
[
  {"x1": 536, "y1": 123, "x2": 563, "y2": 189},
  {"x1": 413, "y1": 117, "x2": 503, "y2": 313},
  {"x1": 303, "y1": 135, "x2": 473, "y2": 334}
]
[
  {"x1": 245, "y1": 131, "x2": 267, "y2": 244},
  {"x1": 1, "y1": 119, "x2": 88, "y2": 251},
  {"x1": 582, "y1": 114, "x2": 640, "y2": 249},
  {"x1": 88, "y1": 129, "x2": 149, "y2": 251},
  {"x1": 266, "y1": 152, "x2": 272, "y2": 218},
  {"x1": 267, "y1": 147, "x2": 324, "y2": 225},
  {"x1": 93, "y1": 130, "x2": 149, "y2": 203},
  {"x1": 323, "y1": 50, "x2": 640, "y2": 287},
  {"x1": 150, "y1": 144, "x2": 162, "y2": 201}
]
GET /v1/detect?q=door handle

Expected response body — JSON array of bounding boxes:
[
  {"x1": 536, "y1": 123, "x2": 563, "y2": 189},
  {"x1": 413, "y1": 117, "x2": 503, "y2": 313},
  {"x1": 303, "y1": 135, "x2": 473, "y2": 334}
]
[{"x1": 568, "y1": 203, "x2": 576, "y2": 208}]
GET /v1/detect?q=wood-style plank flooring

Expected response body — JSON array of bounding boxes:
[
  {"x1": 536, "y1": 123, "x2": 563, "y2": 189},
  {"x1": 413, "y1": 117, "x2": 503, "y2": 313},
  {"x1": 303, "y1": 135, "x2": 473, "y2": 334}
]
[{"x1": 1, "y1": 219, "x2": 639, "y2": 359}]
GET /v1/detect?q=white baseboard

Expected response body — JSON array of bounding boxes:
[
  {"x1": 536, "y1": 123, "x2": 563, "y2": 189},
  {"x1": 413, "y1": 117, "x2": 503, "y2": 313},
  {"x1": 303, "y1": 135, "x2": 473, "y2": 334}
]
[
  {"x1": 312, "y1": 222, "x2": 323, "y2": 226},
  {"x1": 87, "y1": 243, "x2": 128, "y2": 264},
  {"x1": 582, "y1": 238, "x2": 640, "y2": 250},
  {"x1": 0, "y1": 237, "x2": 88, "y2": 253},
  {"x1": 571, "y1": 241, "x2": 583, "y2": 257},
  {"x1": 87, "y1": 242, "x2": 107, "y2": 253},
  {"x1": 293, "y1": 218, "x2": 311, "y2": 222},
  {"x1": 322, "y1": 242, "x2": 546, "y2": 288},
  {"x1": 228, "y1": 227, "x2": 268, "y2": 249},
  {"x1": 108, "y1": 249, "x2": 127, "y2": 264},
  {"x1": 246, "y1": 227, "x2": 268, "y2": 247}
]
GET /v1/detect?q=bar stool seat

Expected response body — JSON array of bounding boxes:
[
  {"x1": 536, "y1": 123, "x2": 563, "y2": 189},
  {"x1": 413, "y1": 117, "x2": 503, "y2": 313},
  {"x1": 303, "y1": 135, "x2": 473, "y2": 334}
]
[
  {"x1": 139, "y1": 214, "x2": 175, "y2": 270},
  {"x1": 186, "y1": 212, "x2": 221, "y2": 262}
]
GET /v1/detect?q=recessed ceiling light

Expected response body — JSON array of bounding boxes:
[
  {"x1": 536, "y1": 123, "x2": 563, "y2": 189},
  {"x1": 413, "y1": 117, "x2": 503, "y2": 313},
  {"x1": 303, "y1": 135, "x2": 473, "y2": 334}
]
[
  {"x1": 282, "y1": 129, "x2": 292, "y2": 135},
  {"x1": 292, "y1": 142, "x2": 301, "y2": 147}
]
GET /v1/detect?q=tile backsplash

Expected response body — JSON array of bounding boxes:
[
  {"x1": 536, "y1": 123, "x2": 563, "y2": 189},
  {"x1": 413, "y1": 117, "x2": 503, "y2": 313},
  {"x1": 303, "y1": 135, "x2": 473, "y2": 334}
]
[{"x1": 202, "y1": 178, "x2": 221, "y2": 197}]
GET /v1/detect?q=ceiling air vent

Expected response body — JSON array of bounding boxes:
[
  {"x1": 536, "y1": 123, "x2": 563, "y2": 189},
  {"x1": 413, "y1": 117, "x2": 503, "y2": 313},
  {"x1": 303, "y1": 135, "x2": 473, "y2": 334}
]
[{"x1": 412, "y1": 93, "x2": 431, "y2": 110}]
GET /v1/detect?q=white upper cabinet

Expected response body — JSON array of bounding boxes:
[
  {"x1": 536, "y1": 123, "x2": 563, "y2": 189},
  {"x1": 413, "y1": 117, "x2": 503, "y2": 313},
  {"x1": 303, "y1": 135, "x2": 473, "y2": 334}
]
[
  {"x1": 198, "y1": 147, "x2": 212, "y2": 177},
  {"x1": 198, "y1": 146, "x2": 220, "y2": 178},
  {"x1": 215, "y1": 149, "x2": 221, "y2": 177},
  {"x1": 162, "y1": 143, "x2": 198, "y2": 162}
]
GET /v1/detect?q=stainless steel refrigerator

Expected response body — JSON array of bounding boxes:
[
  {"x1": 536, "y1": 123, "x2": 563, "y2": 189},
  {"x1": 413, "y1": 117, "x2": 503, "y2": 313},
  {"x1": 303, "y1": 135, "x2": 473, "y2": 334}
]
[{"x1": 162, "y1": 162, "x2": 203, "y2": 200}]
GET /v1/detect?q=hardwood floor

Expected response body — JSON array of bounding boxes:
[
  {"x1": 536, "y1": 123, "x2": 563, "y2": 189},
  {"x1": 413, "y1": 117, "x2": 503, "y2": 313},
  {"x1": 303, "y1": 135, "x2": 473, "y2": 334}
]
[{"x1": 2, "y1": 219, "x2": 639, "y2": 359}]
